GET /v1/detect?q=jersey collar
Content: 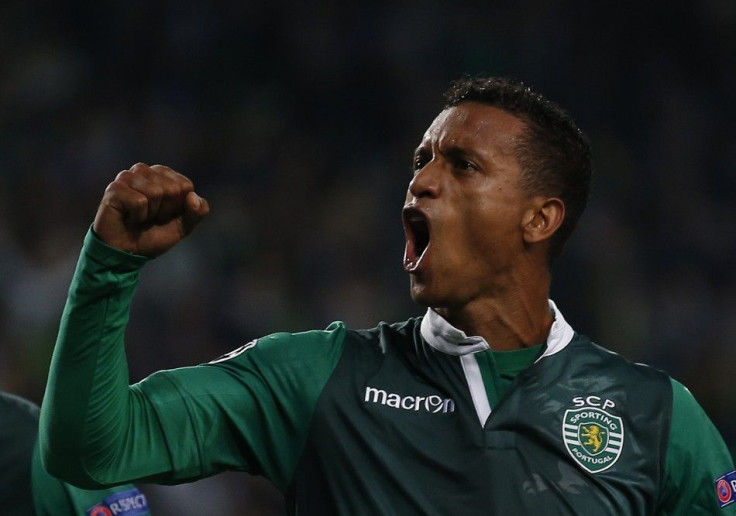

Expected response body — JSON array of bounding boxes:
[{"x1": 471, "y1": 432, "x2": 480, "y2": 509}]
[{"x1": 420, "y1": 300, "x2": 574, "y2": 359}]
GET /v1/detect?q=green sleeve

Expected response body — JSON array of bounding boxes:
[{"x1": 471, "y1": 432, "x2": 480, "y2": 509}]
[
  {"x1": 138, "y1": 324, "x2": 346, "y2": 491},
  {"x1": 40, "y1": 229, "x2": 345, "y2": 491},
  {"x1": 657, "y1": 378, "x2": 736, "y2": 514}
]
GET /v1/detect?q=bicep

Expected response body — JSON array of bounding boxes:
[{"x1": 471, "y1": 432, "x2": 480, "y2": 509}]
[
  {"x1": 137, "y1": 334, "x2": 343, "y2": 490},
  {"x1": 135, "y1": 364, "x2": 270, "y2": 483}
]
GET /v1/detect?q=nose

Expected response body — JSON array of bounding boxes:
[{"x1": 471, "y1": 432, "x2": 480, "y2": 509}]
[{"x1": 408, "y1": 161, "x2": 440, "y2": 200}]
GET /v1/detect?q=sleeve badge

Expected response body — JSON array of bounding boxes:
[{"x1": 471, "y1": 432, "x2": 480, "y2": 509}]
[{"x1": 716, "y1": 470, "x2": 736, "y2": 508}]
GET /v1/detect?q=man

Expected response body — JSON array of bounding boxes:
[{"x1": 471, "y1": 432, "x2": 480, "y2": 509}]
[
  {"x1": 1, "y1": 391, "x2": 151, "y2": 515},
  {"x1": 40, "y1": 77, "x2": 735, "y2": 514}
]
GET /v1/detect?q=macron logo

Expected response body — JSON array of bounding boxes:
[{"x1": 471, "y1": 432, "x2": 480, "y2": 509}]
[{"x1": 364, "y1": 386, "x2": 455, "y2": 414}]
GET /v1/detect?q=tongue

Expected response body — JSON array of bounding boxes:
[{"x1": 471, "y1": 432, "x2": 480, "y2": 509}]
[{"x1": 404, "y1": 239, "x2": 428, "y2": 272}]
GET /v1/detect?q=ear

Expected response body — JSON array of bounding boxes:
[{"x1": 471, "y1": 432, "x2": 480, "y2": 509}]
[{"x1": 521, "y1": 197, "x2": 565, "y2": 245}]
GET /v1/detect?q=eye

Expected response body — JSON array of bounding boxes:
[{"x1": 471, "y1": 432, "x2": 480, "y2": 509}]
[
  {"x1": 411, "y1": 155, "x2": 428, "y2": 174},
  {"x1": 456, "y1": 159, "x2": 478, "y2": 172}
]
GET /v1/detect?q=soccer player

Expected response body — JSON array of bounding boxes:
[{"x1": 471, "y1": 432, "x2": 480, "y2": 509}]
[
  {"x1": 1, "y1": 391, "x2": 151, "y2": 515},
  {"x1": 40, "y1": 77, "x2": 735, "y2": 514}
]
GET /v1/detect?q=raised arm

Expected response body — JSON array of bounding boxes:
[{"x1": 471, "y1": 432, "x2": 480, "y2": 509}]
[{"x1": 39, "y1": 164, "x2": 209, "y2": 487}]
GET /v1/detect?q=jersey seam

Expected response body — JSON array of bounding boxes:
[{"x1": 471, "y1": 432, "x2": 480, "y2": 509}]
[
  {"x1": 283, "y1": 333, "x2": 347, "y2": 494},
  {"x1": 80, "y1": 293, "x2": 114, "y2": 486},
  {"x1": 148, "y1": 373, "x2": 206, "y2": 478},
  {"x1": 654, "y1": 377, "x2": 682, "y2": 512}
]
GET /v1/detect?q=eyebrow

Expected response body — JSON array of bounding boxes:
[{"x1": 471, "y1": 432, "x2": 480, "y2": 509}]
[
  {"x1": 414, "y1": 142, "x2": 483, "y2": 164},
  {"x1": 443, "y1": 146, "x2": 480, "y2": 162},
  {"x1": 413, "y1": 145, "x2": 429, "y2": 159}
]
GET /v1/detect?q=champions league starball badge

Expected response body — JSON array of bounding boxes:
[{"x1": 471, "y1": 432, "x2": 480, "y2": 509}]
[
  {"x1": 562, "y1": 406, "x2": 624, "y2": 474},
  {"x1": 716, "y1": 470, "x2": 736, "y2": 508},
  {"x1": 85, "y1": 488, "x2": 149, "y2": 516}
]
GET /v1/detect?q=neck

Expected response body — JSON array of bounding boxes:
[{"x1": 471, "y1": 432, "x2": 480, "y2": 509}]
[{"x1": 434, "y1": 269, "x2": 553, "y2": 351}]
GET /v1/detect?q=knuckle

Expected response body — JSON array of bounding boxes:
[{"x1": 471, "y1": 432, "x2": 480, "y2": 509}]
[
  {"x1": 147, "y1": 183, "x2": 164, "y2": 198},
  {"x1": 130, "y1": 162, "x2": 150, "y2": 172},
  {"x1": 150, "y1": 164, "x2": 173, "y2": 173},
  {"x1": 152, "y1": 164, "x2": 192, "y2": 187},
  {"x1": 130, "y1": 194, "x2": 149, "y2": 211},
  {"x1": 104, "y1": 178, "x2": 126, "y2": 197},
  {"x1": 178, "y1": 174, "x2": 194, "y2": 189},
  {"x1": 151, "y1": 164, "x2": 180, "y2": 183},
  {"x1": 114, "y1": 169, "x2": 134, "y2": 182}
]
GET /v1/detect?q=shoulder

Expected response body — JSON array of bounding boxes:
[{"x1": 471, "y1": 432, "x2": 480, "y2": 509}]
[
  {"x1": 564, "y1": 334, "x2": 672, "y2": 389},
  {"x1": 331, "y1": 318, "x2": 425, "y2": 366},
  {"x1": 210, "y1": 321, "x2": 351, "y2": 366},
  {"x1": 0, "y1": 391, "x2": 39, "y2": 440},
  {"x1": 0, "y1": 391, "x2": 40, "y2": 419},
  {"x1": 669, "y1": 377, "x2": 706, "y2": 412},
  {"x1": 668, "y1": 378, "x2": 724, "y2": 438},
  {"x1": 214, "y1": 318, "x2": 422, "y2": 363},
  {"x1": 659, "y1": 378, "x2": 735, "y2": 512},
  {"x1": 0, "y1": 392, "x2": 39, "y2": 514},
  {"x1": 348, "y1": 318, "x2": 422, "y2": 347}
]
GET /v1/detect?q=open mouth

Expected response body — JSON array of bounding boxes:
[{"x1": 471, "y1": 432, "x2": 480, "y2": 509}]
[{"x1": 403, "y1": 207, "x2": 430, "y2": 271}]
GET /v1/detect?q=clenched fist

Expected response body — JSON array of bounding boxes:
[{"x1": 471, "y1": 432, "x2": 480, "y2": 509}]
[{"x1": 93, "y1": 163, "x2": 210, "y2": 257}]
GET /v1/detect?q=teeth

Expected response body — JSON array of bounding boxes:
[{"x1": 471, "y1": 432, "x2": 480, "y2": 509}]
[{"x1": 403, "y1": 209, "x2": 430, "y2": 272}]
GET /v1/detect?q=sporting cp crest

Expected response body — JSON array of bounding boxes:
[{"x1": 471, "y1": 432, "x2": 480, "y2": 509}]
[{"x1": 562, "y1": 406, "x2": 624, "y2": 473}]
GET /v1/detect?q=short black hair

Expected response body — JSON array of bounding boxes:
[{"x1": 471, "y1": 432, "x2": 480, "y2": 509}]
[{"x1": 443, "y1": 76, "x2": 592, "y2": 263}]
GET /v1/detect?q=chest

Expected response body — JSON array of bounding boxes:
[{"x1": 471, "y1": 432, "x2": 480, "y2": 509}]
[{"x1": 294, "y1": 337, "x2": 670, "y2": 514}]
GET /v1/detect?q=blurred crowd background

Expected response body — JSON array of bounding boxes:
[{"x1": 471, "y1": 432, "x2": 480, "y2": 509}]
[{"x1": 1, "y1": 1, "x2": 734, "y2": 513}]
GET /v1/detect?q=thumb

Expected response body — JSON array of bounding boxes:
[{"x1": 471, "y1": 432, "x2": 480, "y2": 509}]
[{"x1": 181, "y1": 191, "x2": 210, "y2": 235}]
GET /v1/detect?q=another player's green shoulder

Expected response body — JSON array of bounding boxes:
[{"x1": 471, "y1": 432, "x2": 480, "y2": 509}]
[
  {"x1": 0, "y1": 392, "x2": 38, "y2": 515},
  {"x1": 31, "y1": 442, "x2": 152, "y2": 515}
]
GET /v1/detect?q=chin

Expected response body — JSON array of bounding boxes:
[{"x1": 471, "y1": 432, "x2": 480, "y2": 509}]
[
  {"x1": 410, "y1": 293, "x2": 432, "y2": 308},
  {"x1": 408, "y1": 280, "x2": 443, "y2": 308}
]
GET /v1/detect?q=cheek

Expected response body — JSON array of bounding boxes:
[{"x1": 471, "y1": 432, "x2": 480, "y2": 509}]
[{"x1": 466, "y1": 204, "x2": 523, "y2": 249}]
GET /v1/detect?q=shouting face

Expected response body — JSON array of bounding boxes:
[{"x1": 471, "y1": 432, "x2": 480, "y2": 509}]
[{"x1": 403, "y1": 102, "x2": 538, "y2": 311}]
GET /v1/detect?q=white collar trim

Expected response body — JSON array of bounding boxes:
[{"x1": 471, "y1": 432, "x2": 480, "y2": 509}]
[{"x1": 420, "y1": 300, "x2": 574, "y2": 359}]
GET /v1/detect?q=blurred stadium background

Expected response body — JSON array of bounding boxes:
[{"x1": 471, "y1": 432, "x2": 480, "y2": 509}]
[{"x1": 1, "y1": 1, "x2": 734, "y2": 513}]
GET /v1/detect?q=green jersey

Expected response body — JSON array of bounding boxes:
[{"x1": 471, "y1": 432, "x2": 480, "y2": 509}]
[
  {"x1": 0, "y1": 391, "x2": 151, "y2": 515},
  {"x1": 40, "y1": 231, "x2": 736, "y2": 514}
]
